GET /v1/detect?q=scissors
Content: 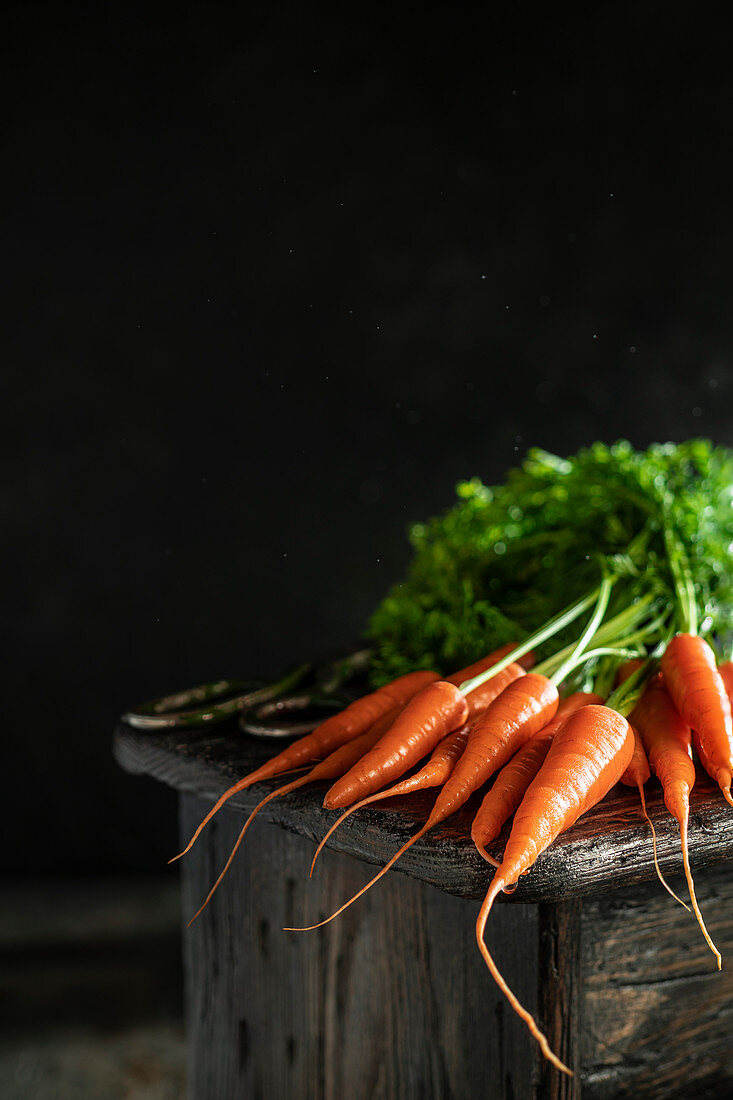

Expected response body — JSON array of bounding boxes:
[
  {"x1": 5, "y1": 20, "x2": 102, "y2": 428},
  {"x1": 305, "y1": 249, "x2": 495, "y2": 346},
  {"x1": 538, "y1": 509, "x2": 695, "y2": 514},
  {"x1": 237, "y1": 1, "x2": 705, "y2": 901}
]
[{"x1": 122, "y1": 644, "x2": 373, "y2": 739}]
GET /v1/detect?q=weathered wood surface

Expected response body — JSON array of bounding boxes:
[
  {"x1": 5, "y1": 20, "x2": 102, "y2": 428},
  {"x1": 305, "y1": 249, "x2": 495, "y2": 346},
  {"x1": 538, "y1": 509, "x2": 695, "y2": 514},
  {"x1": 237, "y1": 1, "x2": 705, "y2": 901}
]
[
  {"x1": 116, "y1": 721, "x2": 733, "y2": 904},
  {"x1": 179, "y1": 796, "x2": 733, "y2": 1100},
  {"x1": 180, "y1": 794, "x2": 543, "y2": 1100},
  {"x1": 580, "y1": 865, "x2": 733, "y2": 1099},
  {"x1": 538, "y1": 900, "x2": 582, "y2": 1100}
]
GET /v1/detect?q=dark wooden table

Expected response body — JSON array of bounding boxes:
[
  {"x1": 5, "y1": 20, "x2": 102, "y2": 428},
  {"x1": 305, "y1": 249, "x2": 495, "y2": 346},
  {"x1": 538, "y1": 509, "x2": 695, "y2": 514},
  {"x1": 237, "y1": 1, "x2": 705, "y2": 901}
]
[{"x1": 115, "y1": 721, "x2": 733, "y2": 1100}]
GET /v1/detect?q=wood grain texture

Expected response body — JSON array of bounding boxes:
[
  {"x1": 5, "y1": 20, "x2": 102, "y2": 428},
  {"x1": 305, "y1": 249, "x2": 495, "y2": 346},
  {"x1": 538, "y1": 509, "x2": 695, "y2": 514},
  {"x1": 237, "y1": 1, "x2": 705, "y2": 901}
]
[
  {"x1": 538, "y1": 900, "x2": 582, "y2": 1100},
  {"x1": 180, "y1": 794, "x2": 546, "y2": 1100},
  {"x1": 116, "y1": 722, "x2": 733, "y2": 904},
  {"x1": 579, "y1": 865, "x2": 733, "y2": 1099}
]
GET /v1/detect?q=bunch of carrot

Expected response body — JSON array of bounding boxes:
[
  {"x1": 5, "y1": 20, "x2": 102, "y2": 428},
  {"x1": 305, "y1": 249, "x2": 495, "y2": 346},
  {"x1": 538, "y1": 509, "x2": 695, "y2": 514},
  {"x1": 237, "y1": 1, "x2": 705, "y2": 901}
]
[{"x1": 171, "y1": 546, "x2": 733, "y2": 1077}]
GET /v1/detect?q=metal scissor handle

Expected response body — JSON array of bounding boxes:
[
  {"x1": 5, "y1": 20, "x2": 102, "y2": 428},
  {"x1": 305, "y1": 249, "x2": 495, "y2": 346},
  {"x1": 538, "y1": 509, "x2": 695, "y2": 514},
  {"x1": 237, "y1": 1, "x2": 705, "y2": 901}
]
[
  {"x1": 239, "y1": 645, "x2": 373, "y2": 739},
  {"x1": 122, "y1": 664, "x2": 311, "y2": 731},
  {"x1": 122, "y1": 645, "x2": 373, "y2": 736},
  {"x1": 239, "y1": 693, "x2": 347, "y2": 739}
]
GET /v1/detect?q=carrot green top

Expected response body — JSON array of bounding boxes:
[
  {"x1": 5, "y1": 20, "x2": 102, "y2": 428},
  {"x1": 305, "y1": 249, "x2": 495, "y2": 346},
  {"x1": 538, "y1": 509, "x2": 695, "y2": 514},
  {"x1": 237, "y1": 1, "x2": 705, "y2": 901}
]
[{"x1": 368, "y1": 439, "x2": 733, "y2": 683}]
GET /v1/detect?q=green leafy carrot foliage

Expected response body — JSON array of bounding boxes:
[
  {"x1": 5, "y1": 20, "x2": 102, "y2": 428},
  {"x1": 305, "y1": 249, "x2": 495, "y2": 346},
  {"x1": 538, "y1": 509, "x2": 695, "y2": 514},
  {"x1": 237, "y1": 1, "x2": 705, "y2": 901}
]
[{"x1": 368, "y1": 440, "x2": 733, "y2": 684}]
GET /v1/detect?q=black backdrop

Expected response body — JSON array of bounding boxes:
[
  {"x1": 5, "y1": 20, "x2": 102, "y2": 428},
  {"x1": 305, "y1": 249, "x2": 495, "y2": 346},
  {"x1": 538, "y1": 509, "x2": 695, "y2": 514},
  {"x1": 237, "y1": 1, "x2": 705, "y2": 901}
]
[{"x1": 6, "y1": 3, "x2": 733, "y2": 875}]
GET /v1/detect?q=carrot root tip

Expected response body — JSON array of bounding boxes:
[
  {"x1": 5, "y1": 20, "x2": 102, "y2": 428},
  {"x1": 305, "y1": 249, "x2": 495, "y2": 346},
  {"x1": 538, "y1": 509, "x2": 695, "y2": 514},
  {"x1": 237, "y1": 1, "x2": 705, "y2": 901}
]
[
  {"x1": 290, "y1": 822, "x2": 433, "y2": 932},
  {"x1": 640, "y1": 790, "x2": 690, "y2": 912},
  {"x1": 680, "y1": 818, "x2": 722, "y2": 967},
  {"x1": 475, "y1": 843, "x2": 500, "y2": 868},
  {"x1": 476, "y1": 880, "x2": 572, "y2": 1077}
]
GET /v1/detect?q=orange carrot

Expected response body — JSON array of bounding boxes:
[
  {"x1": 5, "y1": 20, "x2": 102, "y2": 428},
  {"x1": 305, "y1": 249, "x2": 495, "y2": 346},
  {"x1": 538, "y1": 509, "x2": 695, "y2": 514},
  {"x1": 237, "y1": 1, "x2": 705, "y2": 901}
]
[
  {"x1": 718, "y1": 659, "x2": 733, "y2": 701},
  {"x1": 471, "y1": 692, "x2": 603, "y2": 866},
  {"x1": 309, "y1": 650, "x2": 536, "y2": 871},
  {"x1": 476, "y1": 704, "x2": 635, "y2": 1074},
  {"x1": 172, "y1": 668, "x2": 439, "y2": 860},
  {"x1": 619, "y1": 727, "x2": 650, "y2": 790},
  {"x1": 186, "y1": 719, "x2": 394, "y2": 924},
  {"x1": 461, "y1": 663, "x2": 527, "y2": 721},
  {"x1": 317, "y1": 647, "x2": 530, "y2": 817},
  {"x1": 309, "y1": 722, "x2": 471, "y2": 876},
  {"x1": 429, "y1": 674, "x2": 559, "y2": 822},
  {"x1": 323, "y1": 680, "x2": 469, "y2": 810},
  {"x1": 323, "y1": 662, "x2": 530, "y2": 811},
  {"x1": 660, "y1": 633, "x2": 733, "y2": 806},
  {"x1": 632, "y1": 676, "x2": 720, "y2": 964},
  {"x1": 287, "y1": 674, "x2": 559, "y2": 931}
]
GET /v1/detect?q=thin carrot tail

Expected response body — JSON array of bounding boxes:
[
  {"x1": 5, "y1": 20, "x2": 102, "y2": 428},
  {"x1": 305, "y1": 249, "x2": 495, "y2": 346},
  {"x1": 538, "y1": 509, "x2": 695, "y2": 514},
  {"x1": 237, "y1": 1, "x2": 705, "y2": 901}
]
[
  {"x1": 680, "y1": 816, "x2": 722, "y2": 969},
  {"x1": 474, "y1": 841, "x2": 500, "y2": 869},
  {"x1": 171, "y1": 779, "x2": 253, "y2": 863},
  {"x1": 169, "y1": 766, "x2": 309, "y2": 863},
  {"x1": 722, "y1": 784, "x2": 733, "y2": 809},
  {"x1": 476, "y1": 879, "x2": 572, "y2": 1077},
  {"x1": 187, "y1": 775, "x2": 309, "y2": 926},
  {"x1": 310, "y1": 795, "x2": 379, "y2": 877},
  {"x1": 285, "y1": 822, "x2": 433, "y2": 932},
  {"x1": 637, "y1": 784, "x2": 690, "y2": 912},
  {"x1": 310, "y1": 783, "x2": 422, "y2": 875}
]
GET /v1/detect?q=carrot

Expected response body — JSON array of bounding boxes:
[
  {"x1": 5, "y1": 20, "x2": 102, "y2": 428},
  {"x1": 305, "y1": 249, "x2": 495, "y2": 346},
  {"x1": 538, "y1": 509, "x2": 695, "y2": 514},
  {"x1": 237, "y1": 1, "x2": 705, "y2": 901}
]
[
  {"x1": 185, "y1": 717, "x2": 395, "y2": 925},
  {"x1": 619, "y1": 728, "x2": 651, "y2": 812},
  {"x1": 290, "y1": 582, "x2": 614, "y2": 931},
  {"x1": 309, "y1": 722, "x2": 471, "y2": 876},
  {"x1": 660, "y1": 633, "x2": 733, "y2": 806},
  {"x1": 322, "y1": 662, "x2": 533, "y2": 811},
  {"x1": 178, "y1": 643, "x2": 529, "y2": 865},
  {"x1": 461, "y1": 663, "x2": 527, "y2": 721},
  {"x1": 322, "y1": 646, "x2": 534, "y2": 813},
  {"x1": 309, "y1": 646, "x2": 534, "y2": 868},
  {"x1": 475, "y1": 704, "x2": 635, "y2": 1075},
  {"x1": 428, "y1": 674, "x2": 559, "y2": 820},
  {"x1": 718, "y1": 659, "x2": 733, "y2": 701},
  {"x1": 323, "y1": 680, "x2": 469, "y2": 810},
  {"x1": 171, "y1": 667, "x2": 439, "y2": 861},
  {"x1": 471, "y1": 692, "x2": 603, "y2": 866},
  {"x1": 286, "y1": 674, "x2": 559, "y2": 932},
  {"x1": 632, "y1": 676, "x2": 720, "y2": 964}
]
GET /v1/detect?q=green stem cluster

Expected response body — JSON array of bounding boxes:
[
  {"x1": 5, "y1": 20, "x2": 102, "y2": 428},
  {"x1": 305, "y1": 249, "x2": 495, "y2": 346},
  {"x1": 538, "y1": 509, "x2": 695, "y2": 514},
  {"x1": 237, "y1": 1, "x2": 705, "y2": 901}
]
[
  {"x1": 460, "y1": 558, "x2": 671, "y2": 705},
  {"x1": 663, "y1": 519, "x2": 698, "y2": 637},
  {"x1": 459, "y1": 588, "x2": 601, "y2": 695},
  {"x1": 546, "y1": 575, "x2": 615, "y2": 687}
]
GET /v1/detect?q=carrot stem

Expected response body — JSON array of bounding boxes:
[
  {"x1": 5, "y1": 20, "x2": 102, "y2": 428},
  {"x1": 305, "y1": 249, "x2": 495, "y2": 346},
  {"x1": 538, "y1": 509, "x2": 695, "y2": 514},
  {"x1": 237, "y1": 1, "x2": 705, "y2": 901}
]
[
  {"x1": 536, "y1": 594, "x2": 660, "y2": 679},
  {"x1": 459, "y1": 588, "x2": 601, "y2": 694},
  {"x1": 663, "y1": 519, "x2": 698, "y2": 636},
  {"x1": 540, "y1": 645, "x2": 645, "y2": 685},
  {"x1": 546, "y1": 573, "x2": 614, "y2": 687}
]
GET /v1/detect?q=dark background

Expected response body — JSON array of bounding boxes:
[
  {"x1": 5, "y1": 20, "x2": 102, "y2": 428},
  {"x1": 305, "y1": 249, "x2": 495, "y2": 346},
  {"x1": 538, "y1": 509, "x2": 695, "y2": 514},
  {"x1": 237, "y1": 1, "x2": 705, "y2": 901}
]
[{"x1": 6, "y1": 3, "x2": 733, "y2": 877}]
